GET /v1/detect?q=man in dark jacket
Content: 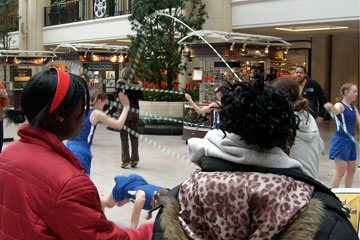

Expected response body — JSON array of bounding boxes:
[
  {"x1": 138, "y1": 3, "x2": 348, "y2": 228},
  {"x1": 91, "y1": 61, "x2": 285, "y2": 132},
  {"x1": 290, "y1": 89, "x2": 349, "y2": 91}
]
[{"x1": 295, "y1": 66, "x2": 327, "y2": 124}]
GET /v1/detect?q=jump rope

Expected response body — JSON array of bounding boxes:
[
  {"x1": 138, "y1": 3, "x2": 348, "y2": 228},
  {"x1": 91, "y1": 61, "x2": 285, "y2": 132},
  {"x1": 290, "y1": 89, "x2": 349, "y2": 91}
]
[
  {"x1": 87, "y1": 13, "x2": 360, "y2": 170},
  {"x1": 82, "y1": 12, "x2": 246, "y2": 166}
]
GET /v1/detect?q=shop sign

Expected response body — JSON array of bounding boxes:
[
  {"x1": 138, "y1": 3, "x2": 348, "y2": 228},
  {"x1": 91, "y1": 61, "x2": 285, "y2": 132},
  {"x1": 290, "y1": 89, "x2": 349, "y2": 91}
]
[
  {"x1": 192, "y1": 69, "x2": 203, "y2": 81},
  {"x1": 0, "y1": 57, "x2": 50, "y2": 65},
  {"x1": 51, "y1": 62, "x2": 68, "y2": 72},
  {"x1": 12, "y1": 68, "x2": 32, "y2": 89},
  {"x1": 244, "y1": 50, "x2": 265, "y2": 57},
  {"x1": 13, "y1": 69, "x2": 32, "y2": 82},
  {"x1": 83, "y1": 63, "x2": 117, "y2": 71},
  {"x1": 79, "y1": 54, "x2": 127, "y2": 63}
]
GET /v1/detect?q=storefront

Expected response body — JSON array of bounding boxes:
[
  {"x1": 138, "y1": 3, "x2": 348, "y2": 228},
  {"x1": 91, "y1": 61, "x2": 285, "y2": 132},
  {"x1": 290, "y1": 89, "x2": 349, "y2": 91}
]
[
  {"x1": 178, "y1": 30, "x2": 291, "y2": 102},
  {"x1": 51, "y1": 43, "x2": 129, "y2": 116},
  {"x1": 178, "y1": 30, "x2": 291, "y2": 140},
  {"x1": 52, "y1": 51, "x2": 128, "y2": 93},
  {"x1": 0, "y1": 50, "x2": 55, "y2": 108}
]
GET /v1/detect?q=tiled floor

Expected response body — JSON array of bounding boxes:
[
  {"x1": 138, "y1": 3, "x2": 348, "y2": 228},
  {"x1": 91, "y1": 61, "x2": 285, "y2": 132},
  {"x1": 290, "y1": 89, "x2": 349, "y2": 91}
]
[{"x1": 3, "y1": 120, "x2": 360, "y2": 228}]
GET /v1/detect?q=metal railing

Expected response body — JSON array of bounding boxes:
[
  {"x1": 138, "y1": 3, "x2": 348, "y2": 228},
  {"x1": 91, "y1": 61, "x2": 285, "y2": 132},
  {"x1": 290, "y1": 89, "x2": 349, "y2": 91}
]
[{"x1": 44, "y1": 0, "x2": 132, "y2": 27}]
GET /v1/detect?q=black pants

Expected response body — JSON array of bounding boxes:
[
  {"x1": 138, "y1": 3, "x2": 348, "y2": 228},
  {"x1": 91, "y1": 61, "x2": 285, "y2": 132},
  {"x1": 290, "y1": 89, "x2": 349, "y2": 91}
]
[{"x1": 119, "y1": 110, "x2": 139, "y2": 163}]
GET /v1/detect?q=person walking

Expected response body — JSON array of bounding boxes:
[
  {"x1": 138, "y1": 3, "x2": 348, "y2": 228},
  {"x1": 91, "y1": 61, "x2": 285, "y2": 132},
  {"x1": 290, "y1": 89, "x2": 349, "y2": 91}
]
[{"x1": 295, "y1": 66, "x2": 327, "y2": 124}]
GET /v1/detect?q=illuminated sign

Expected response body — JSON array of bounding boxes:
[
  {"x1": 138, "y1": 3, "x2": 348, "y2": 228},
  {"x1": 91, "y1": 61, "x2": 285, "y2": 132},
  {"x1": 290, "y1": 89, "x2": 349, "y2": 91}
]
[
  {"x1": 79, "y1": 53, "x2": 127, "y2": 63},
  {"x1": 0, "y1": 57, "x2": 50, "y2": 65}
]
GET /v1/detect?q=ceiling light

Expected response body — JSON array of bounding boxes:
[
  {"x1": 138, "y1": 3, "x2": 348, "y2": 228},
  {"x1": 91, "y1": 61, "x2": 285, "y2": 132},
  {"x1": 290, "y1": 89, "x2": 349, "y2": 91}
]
[
  {"x1": 284, "y1": 47, "x2": 289, "y2": 55},
  {"x1": 275, "y1": 26, "x2": 349, "y2": 32},
  {"x1": 230, "y1": 42, "x2": 235, "y2": 51},
  {"x1": 184, "y1": 45, "x2": 189, "y2": 52},
  {"x1": 116, "y1": 39, "x2": 132, "y2": 43},
  {"x1": 264, "y1": 45, "x2": 269, "y2": 54},
  {"x1": 242, "y1": 43, "x2": 247, "y2": 52}
]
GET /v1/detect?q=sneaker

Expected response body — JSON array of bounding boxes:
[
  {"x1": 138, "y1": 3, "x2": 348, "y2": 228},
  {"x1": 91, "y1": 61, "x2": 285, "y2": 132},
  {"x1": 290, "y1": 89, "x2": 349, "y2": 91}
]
[
  {"x1": 121, "y1": 162, "x2": 130, "y2": 168},
  {"x1": 131, "y1": 161, "x2": 139, "y2": 168}
]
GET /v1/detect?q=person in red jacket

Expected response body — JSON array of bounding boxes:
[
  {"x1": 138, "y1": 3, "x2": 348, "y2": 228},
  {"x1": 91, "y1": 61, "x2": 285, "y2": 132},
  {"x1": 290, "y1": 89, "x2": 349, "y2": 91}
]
[
  {"x1": 0, "y1": 68, "x2": 153, "y2": 239},
  {"x1": 0, "y1": 81, "x2": 10, "y2": 152}
]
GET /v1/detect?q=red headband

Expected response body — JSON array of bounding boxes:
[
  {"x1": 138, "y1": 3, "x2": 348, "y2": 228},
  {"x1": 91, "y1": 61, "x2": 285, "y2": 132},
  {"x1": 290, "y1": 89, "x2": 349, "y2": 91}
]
[{"x1": 49, "y1": 68, "x2": 71, "y2": 114}]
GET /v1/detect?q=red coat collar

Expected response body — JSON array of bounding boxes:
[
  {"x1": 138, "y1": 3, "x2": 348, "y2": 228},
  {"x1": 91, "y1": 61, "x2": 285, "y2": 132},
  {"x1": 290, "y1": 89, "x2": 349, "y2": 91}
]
[{"x1": 17, "y1": 124, "x2": 85, "y2": 171}]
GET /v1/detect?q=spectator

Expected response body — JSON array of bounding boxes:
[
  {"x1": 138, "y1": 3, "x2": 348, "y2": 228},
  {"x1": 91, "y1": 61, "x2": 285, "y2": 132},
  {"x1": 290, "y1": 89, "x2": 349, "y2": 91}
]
[
  {"x1": 0, "y1": 68, "x2": 153, "y2": 239},
  {"x1": 0, "y1": 81, "x2": 9, "y2": 152},
  {"x1": 117, "y1": 67, "x2": 143, "y2": 168},
  {"x1": 152, "y1": 79, "x2": 357, "y2": 240},
  {"x1": 295, "y1": 66, "x2": 327, "y2": 124},
  {"x1": 272, "y1": 76, "x2": 324, "y2": 179}
]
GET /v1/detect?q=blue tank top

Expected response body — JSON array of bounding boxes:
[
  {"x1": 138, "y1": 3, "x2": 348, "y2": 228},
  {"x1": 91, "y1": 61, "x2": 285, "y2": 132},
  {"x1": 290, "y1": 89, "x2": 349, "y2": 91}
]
[
  {"x1": 114, "y1": 174, "x2": 162, "y2": 210},
  {"x1": 213, "y1": 101, "x2": 221, "y2": 129},
  {"x1": 67, "y1": 109, "x2": 97, "y2": 147},
  {"x1": 334, "y1": 102, "x2": 356, "y2": 137}
]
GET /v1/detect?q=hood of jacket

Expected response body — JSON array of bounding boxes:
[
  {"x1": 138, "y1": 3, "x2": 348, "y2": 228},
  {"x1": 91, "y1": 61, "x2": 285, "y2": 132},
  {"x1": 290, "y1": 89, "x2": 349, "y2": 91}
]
[
  {"x1": 295, "y1": 111, "x2": 322, "y2": 143},
  {"x1": 188, "y1": 129, "x2": 303, "y2": 170}
]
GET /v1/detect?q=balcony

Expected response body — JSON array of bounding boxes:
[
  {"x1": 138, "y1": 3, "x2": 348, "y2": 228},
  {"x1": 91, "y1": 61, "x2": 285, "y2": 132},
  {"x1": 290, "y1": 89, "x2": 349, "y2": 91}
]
[{"x1": 44, "y1": 0, "x2": 132, "y2": 27}]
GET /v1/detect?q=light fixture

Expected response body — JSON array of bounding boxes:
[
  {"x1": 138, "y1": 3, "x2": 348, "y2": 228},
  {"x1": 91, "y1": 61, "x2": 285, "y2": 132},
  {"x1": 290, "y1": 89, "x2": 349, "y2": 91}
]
[
  {"x1": 230, "y1": 42, "x2": 235, "y2": 51},
  {"x1": 51, "y1": 58, "x2": 54, "y2": 62},
  {"x1": 184, "y1": 45, "x2": 189, "y2": 52},
  {"x1": 242, "y1": 43, "x2": 247, "y2": 52},
  {"x1": 116, "y1": 39, "x2": 132, "y2": 43},
  {"x1": 284, "y1": 47, "x2": 289, "y2": 55},
  {"x1": 91, "y1": 52, "x2": 94, "y2": 56},
  {"x1": 84, "y1": 51, "x2": 87, "y2": 57},
  {"x1": 264, "y1": 45, "x2": 269, "y2": 54},
  {"x1": 5, "y1": 57, "x2": 8, "y2": 62},
  {"x1": 275, "y1": 26, "x2": 349, "y2": 32}
]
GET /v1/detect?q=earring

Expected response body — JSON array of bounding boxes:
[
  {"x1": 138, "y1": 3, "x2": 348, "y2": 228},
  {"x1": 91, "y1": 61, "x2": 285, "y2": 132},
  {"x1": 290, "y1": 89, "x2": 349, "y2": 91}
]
[{"x1": 285, "y1": 146, "x2": 291, "y2": 155}]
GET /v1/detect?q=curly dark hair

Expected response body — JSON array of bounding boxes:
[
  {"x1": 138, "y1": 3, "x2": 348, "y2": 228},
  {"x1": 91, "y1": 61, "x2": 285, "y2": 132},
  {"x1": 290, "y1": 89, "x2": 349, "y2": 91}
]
[{"x1": 219, "y1": 79, "x2": 298, "y2": 150}]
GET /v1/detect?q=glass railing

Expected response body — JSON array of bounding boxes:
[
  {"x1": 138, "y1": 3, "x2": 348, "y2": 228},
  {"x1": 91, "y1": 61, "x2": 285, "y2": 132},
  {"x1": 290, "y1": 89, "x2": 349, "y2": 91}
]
[
  {"x1": 44, "y1": 0, "x2": 132, "y2": 27},
  {"x1": 7, "y1": 14, "x2": 19, "y2": 32}
]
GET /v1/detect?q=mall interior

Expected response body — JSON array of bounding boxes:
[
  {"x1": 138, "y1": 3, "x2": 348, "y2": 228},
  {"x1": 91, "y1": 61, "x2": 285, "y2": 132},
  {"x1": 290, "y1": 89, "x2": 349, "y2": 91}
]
[{"x1": 0, "y1": 0, "x2": 360, "y2": 235}]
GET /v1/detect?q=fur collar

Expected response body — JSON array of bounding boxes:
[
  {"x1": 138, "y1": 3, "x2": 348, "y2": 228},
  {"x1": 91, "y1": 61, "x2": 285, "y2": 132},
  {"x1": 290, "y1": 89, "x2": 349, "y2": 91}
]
[{"x1": 161, "y1": 197, "x2": 324, "y2": 240}]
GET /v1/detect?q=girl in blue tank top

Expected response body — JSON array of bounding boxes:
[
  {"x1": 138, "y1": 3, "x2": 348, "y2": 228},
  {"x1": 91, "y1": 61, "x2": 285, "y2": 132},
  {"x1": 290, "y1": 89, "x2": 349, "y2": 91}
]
[
  {"x1": 100, "y1": 174, "x2": 169, "y2": 229},
  {"x1": 66, "y1": 89, "x2": 129, "y2": 175},
  {"x1": 185, "y1": 84, "x2": 229, "y2": 129},
  {"x1": 325, "y1": 83, "x2": 360, "y2": 188}
]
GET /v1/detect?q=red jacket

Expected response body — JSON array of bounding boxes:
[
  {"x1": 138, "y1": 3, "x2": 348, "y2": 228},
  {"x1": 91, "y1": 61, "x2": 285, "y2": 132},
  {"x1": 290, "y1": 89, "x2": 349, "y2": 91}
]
[{"x1": 0, "y1": 124, "x2": 153, "y2": 239}]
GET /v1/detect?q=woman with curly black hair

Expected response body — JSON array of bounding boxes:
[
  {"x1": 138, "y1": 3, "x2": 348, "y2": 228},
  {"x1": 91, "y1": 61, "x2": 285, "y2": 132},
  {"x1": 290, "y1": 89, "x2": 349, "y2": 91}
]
[{"x1": 152, "y1": 79, "x2": 357, "y2": 240}]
